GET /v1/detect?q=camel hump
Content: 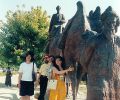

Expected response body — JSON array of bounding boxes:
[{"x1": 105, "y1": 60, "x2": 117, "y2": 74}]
[{"x1": 68, "y1": 1, "x2": 90, "y2": 33}]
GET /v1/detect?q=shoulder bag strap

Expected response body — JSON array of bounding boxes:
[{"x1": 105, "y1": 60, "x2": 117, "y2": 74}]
[{"x1": 33, "y1": 62, "x2": 34, "y2": 72}]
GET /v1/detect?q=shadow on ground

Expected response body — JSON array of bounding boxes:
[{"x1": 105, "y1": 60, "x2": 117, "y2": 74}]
[
  {"x1": 0, "y1": 83, "x2": 17, "y2": 88},
  {"x1": 0, "y1": 93, "x2": 19, "y2": 100},
  {"x1": 0, "y1": 83, "x2": 19, "y2": 100}
]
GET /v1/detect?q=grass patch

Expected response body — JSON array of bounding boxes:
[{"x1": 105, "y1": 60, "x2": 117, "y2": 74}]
[{"x1": 0, "y1": 72, "x2": 6, "y2": 76}]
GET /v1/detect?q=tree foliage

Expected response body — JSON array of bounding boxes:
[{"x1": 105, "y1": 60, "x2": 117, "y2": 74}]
[{"x1": 0, "y1": 6, "x2": 50, "y2": 66}]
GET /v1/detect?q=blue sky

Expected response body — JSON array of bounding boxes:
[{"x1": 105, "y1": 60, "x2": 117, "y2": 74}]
[{"x1": 0, "y1": 0, "x2": 120, "y2": 35}]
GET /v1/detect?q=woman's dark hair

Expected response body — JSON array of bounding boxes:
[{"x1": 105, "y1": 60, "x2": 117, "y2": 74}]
[
  {"x1": 49, "y1": 55, "x2": 55, "y2": 65},
  {"x1": 54, "y1": 56, "x2": 66, "y2": 71},
  {"x1": 25, "y1": 51, "x2": 34, "y2": 62}
]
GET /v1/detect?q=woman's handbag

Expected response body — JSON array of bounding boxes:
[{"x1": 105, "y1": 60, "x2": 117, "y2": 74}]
[
  {"x1": 47, "y1": 79, "x2": 57, "y2": 90},
  {"x1": 32, "y1": 62, "x2": 36, "y2": 82}
]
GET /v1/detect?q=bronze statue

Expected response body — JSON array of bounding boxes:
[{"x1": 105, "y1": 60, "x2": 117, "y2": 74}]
[
  {"x1": 49, "y1": 5, "x2": 65, "y2": 34},
  {"x1": 80, "y1": 6, "x2": 120, "y2": 100},
  {"x1": 59, "y1": 1, "x2": 92, "y2": 100},
  {"x1": 44, "y1": 5, "x2": 65, "y2": 55}
]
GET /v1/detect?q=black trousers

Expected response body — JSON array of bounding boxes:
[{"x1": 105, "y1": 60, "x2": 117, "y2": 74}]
[{"x1": 38, "y1": 75, "x2": 48, "y2": 100}]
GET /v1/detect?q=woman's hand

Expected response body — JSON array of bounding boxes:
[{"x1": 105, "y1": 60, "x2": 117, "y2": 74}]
[
  {"x1": 17, "y1": 83, "x2": 21, "y2": 88},
  {"x1": 68, "y1": 66, "x2": 74, "y2": 71},
  {"x1": 34, "y1": 81, "x2": 39, "y2": 89},
  {"x1": 65, "y1": 67, "x2": 74, "y2": 74},
  {"x1": 37, "y1": 79, "x2": 40, "y2": 83}
]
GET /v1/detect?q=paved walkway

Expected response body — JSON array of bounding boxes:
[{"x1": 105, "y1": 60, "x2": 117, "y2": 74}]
[
  {"x1": 0, "y1": 74, "x2": 87, "y2": 100},
  {"x1": 0, "y1": 74, "x2": 20, "y2": 100}
]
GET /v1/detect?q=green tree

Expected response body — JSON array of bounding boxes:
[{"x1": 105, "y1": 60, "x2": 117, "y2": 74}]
[{"x1": 0, "y1": 6, "x2": 50, "y2": 66}]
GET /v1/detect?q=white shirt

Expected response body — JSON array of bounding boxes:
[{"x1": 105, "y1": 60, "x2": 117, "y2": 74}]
[{"x1": 19, "y1": 62, "x2": 37, "y2": 81}]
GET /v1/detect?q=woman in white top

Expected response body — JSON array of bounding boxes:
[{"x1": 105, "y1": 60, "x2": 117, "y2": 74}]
[{"x1": 18, "y1": 51, "x2": 37, "y2": 100}]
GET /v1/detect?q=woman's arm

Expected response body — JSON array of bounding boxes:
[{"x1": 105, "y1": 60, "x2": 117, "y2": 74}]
[
  {"x1": 34, "y1": 63, "x2": 38, "y2": 82},
  {"x1": 18, "y1": 72, "x2": 22, "y2": 88},
  {"x1": 52, "y1": 67, "x2": 69, "y2": 75},
  {"x1": 18, "y1": 63, "x2": 23, "y2": 87}
]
